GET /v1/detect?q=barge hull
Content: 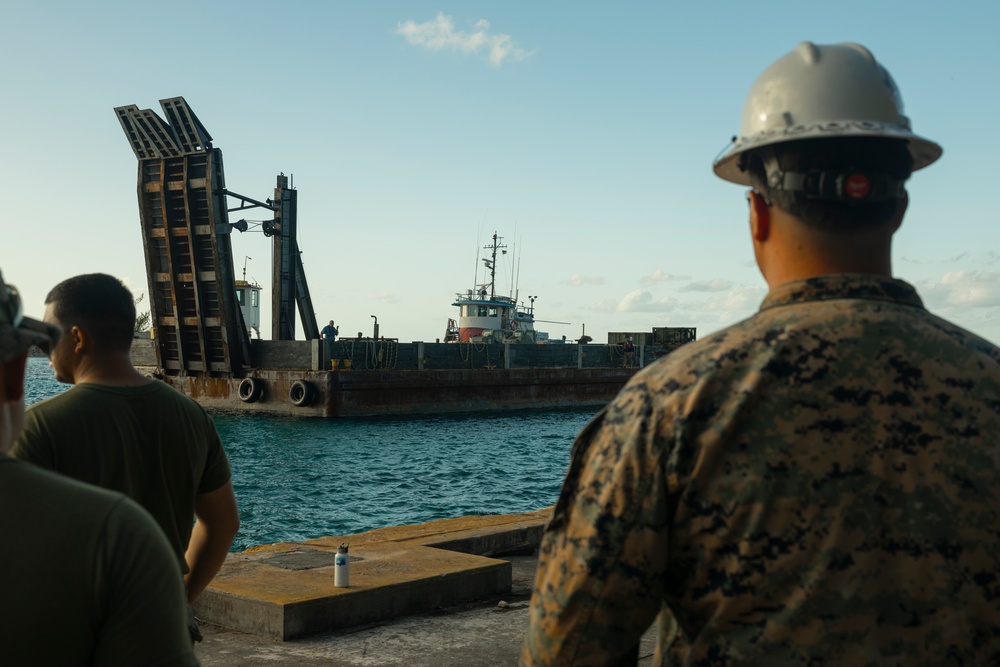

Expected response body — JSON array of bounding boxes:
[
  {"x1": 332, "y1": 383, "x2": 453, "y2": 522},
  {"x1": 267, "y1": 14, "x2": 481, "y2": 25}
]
[
  {"x1": 133, "y1": 338, "x2": 676, "y2": 418},
  {"x1": 150, "y1": 367, "x2": 638, "y2": 418}
]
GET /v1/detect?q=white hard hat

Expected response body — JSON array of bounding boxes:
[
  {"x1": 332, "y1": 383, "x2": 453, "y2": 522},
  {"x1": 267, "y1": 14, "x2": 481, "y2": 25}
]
[{"x1": 713, "y1": 42, "x2": 942, "y2": 185}]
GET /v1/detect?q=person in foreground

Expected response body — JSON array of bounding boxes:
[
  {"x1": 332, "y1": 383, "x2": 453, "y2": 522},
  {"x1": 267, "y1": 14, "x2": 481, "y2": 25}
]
[
  {"x1": 0, "y1": 268, "x2": 197, "y2": 666},
  {"x1": 521, "y1": 42, "x2": 1000, "y2": 666},
  {"x1": 12, "y1": 274, "x2": 240, "y2": 620}
]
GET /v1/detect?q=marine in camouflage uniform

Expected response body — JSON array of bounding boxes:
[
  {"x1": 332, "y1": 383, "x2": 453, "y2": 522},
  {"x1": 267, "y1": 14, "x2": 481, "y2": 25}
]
[
  {"x1": 522, "y1": 274, "x2": 1000, "y2": 665},
  {"x1": 521, "y1": 43, "x2": 1000, "y2": 666}
]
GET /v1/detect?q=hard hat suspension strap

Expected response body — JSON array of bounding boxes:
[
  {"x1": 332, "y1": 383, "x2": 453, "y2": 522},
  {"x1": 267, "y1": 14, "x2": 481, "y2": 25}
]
[{"x1": 759, "y1": 152, "x2": 905, "y2": 205}]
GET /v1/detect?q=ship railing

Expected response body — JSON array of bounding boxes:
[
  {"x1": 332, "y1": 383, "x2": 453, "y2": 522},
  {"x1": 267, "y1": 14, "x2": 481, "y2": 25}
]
[
  {"x1": 454, "y1": 292, "x2": 517, "y2": 305},
  {"x1": 302, "y1": 339, "x2": 688, "y2": 373}
]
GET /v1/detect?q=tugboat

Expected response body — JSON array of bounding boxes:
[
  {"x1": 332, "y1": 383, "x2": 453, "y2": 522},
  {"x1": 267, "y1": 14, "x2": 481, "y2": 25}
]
[{"x1": 445, "y1": 232, "x2": 550, "y2": 344}]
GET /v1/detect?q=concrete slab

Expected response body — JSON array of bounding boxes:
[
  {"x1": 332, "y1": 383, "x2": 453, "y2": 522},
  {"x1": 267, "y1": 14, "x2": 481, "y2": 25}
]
[
  {"x1": 194, "y1": 554, "x2": 661, "y2": 667},
  {"x1": 195, "y1": 509, "x2": 551, "y2": 641}
]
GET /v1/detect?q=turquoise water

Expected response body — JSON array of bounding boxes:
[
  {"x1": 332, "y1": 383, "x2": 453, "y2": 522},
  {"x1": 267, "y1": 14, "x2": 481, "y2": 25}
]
[{"x1": 24, "y1": 357, "x2": 593, "y2": 552}]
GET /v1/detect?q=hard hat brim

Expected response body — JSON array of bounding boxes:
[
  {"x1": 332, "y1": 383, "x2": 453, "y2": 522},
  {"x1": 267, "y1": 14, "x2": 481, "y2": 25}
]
[{"x1": 713, "y1": 121, "x2": 943, "y2": 186}]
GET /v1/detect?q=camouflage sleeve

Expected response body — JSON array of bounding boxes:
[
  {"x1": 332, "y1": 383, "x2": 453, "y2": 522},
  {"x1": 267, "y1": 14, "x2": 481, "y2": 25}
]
[{"x1": 521, "y1": 383, "x2": 671, "y2": 666}]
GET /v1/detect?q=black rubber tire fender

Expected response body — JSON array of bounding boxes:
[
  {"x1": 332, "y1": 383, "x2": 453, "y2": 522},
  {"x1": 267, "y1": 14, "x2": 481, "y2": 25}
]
[
  {"x1": 289, "y1": 380, "x2": 315, "y2": 407},
  {"x1": 238, "y1": 377, "x2": 263, "y2": 403}
]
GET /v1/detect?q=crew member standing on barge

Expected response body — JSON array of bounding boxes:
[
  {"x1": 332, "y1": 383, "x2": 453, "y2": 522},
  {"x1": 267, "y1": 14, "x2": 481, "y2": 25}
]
[
  {"x1": 322, "y1": 319, "x2": 339, "y2": 340},
  {"x1": 522, "y1": 42, "x2": 1000, "y2": 665},
  {"x1": 622, "y1": 335, "x2": 635, "y2": 367}
]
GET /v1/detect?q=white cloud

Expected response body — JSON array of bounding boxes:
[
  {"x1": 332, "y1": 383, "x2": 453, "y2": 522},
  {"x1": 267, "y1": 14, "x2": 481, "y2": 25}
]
[
  {"x1": 639, "y1": 268, "x2": 689, "y2": 286},
  {"x1": 565, "y1": 274, "x2": 604, "y2": 287},
  {"x1": 901, "y1": 250, "x2": 999, "y2": 267},
  {"x1": 617, "y1": 289, "x2": 677, "y2": 313},
  {"x1": 396, "y1": 13, "x2": 529, "y2": 66},
  {"x1": 590, "y1": 299, "x2": 620, "y2": 313},
  {"x1": 587, "y1": 282, "x2": 764, "y2": 321},
  {"x1": 367, "y1": 291, "x2": 400, "y2": 305},
  {"x1": 919, "y1": 271, "x2": 1000, "y2": 309},
  {"x1": 683, "y1": 285, "x2": 765, "y2": 325},
  {"x1": 678, "y1": 279, "x2": 733, "y2": 293}
]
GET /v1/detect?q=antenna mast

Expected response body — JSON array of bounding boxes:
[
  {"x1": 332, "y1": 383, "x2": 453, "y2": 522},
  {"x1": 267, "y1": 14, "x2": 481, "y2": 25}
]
[{"x1": 483, "y1": 232, "x2": 507, "y2": 299}]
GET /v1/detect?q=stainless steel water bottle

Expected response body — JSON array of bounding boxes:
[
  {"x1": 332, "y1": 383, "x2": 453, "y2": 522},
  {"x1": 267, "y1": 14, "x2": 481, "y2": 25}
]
[{"x1": 334, "y1": 543, "x2": 350, "y2": 587}]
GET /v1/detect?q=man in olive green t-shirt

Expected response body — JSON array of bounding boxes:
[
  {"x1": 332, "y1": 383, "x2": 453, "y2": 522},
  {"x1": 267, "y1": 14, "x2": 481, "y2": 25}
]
[
  {"x1": 12, "y1": 273, "x2": 240, "y2": 608},
  {"x1": 0, "y1": 267, "x2": 197, "y2": 666}
]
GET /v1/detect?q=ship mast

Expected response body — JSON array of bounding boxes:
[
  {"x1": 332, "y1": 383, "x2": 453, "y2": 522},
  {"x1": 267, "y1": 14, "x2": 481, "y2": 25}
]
[{"x1": 483, "y1": 232, "x2": 507, "y2": 299}]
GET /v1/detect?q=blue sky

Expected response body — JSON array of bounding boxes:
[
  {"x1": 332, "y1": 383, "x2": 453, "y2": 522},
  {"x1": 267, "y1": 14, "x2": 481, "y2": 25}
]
[{"x1": 3, "y1": 1, "x2": 999, "y2": 345}]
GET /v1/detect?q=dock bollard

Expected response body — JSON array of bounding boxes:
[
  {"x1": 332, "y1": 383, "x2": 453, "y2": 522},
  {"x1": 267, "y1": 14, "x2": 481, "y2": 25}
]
[{"x1": 335, "y1": 543, "x2": 350, "y2": 587}]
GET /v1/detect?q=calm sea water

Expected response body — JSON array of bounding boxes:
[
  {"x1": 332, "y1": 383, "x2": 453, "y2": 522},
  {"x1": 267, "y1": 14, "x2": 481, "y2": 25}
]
[{"x1": 24, "y1": 356, "x2": 594, "y2": 552}]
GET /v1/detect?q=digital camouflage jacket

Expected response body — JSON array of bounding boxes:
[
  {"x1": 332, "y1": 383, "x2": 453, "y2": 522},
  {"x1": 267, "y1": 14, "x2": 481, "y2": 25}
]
[{"x1": 522, "y1": 274, "x2": 1000, "y2": 666}]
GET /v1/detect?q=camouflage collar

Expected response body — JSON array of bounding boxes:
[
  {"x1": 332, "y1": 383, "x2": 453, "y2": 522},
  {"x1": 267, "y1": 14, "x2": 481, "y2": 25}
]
[{"x1": 760, "y1": 274, "x2": 924, "y2": 312}]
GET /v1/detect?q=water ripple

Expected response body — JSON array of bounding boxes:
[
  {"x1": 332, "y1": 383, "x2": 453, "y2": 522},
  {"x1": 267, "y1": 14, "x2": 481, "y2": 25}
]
[{"x1": 219, "y1": 408, "x2": 596, "y2": 550}]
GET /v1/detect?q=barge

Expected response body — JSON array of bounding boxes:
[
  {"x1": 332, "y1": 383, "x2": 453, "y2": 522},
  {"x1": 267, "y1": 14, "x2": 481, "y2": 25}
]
[
  {"x1": 117, "y1": 97, "x2": 695, "y2": 418},
  {"x1": 131, "y1": 336, "x2": 687, "y2": 418}
]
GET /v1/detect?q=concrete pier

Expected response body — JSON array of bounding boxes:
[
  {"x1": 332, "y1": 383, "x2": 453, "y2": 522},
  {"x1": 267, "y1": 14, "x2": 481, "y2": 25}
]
[
  {"x1": 195, "y1": 509, "x2": 551, "y2": 640},
  {"x1": 194, "y1": 508, "x2": 659, "y2": 666}
]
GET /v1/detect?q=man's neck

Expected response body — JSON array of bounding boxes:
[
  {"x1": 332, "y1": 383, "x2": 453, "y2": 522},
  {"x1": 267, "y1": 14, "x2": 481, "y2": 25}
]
[
  {"x1": 763, "y1": 260, "x2": 892, "y2": 289},
  {"x1": 758, "y1": 210, "x2": 895, "y2": 289},
  {"x1": 72, "y1": 354, "x2": 153, "y2": 387}
]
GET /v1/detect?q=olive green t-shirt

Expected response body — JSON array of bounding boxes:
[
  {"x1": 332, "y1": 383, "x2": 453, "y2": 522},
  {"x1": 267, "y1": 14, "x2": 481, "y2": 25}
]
[
  {"x1": 0, "y1": 454, "x2": 198, "y2": 666},
  {"x1": 13, "y1": 380, "x2": 231, "y2": 572}
]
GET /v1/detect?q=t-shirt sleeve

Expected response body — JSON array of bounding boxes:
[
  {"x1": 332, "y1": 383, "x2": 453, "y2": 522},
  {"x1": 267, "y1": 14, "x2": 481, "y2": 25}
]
[
  {"x1": 10, "y1": 405, "x2": 55, "y2": 469},
  {"x1": 197, "y1": 414, "x2": 231, "y2": 495},
  {"x1": 92, "y1": 497, "x2": 199, "y2": 667}
]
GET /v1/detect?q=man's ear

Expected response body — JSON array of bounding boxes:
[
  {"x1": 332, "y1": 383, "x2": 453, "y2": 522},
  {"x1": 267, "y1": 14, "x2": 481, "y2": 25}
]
[
  {"x1": 749, "y1": 191, "x2": 771, "y2": 242},
  {"x1": 70, "y1": 326, "x2": 88, "y2": 354}
]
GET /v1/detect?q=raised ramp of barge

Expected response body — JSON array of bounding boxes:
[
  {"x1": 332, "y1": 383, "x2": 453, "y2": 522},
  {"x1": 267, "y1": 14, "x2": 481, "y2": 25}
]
[{"x1": 194, "y1": 509, "x2": 551, "y2": 640}]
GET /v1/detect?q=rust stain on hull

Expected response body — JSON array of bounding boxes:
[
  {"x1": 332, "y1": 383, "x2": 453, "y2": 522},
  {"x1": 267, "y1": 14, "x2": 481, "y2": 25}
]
[{"x1": 179, "y1": 376, "x2": 234, "y2": 400}]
